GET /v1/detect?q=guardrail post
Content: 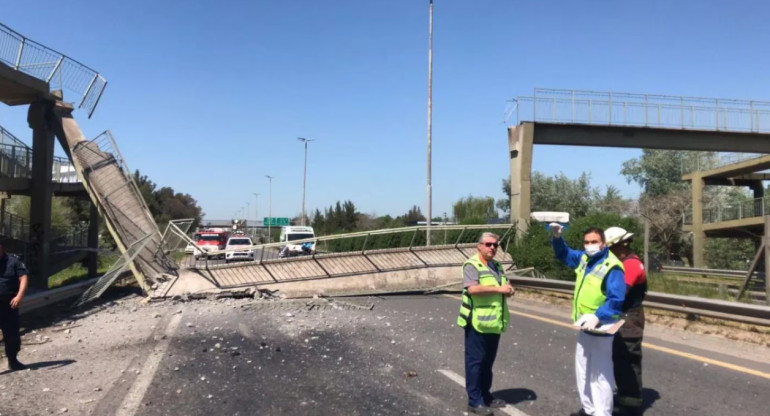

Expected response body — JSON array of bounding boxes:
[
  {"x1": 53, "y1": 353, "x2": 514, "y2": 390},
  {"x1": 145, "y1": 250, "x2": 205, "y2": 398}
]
[
  {"x1": 715, "y1": 98, "x2": 720, "y2": 130},
  {"x1": 361, "y1": 233, "x2": 370, "y2": 254},
  {"x1": 750, "y1": 101, "x2": 755, "y2": 132},
  {"x1": 657, "y1": 103, "x2": 661, "y2": 125},
  {"x1": 14, "y1": 38, "x2": 25, "y2": 70},
  {"x1": 552, "y1": 98, "x2": 556, "y2": 121},
  {"x1": 644, "y1": 94, "x2": 648, "y2": 126},
  {"x1": 765, "y1": 216, "x2": 770, "y2": 305},
  {"x1": 588, "y1": 99, "x2": 592, "y2": 123},
  {"x1": 680, "y1": 97, "x2": 684, "y2": 128},
  {"x1": 454, "y1": 227, "x2": 467, "y2": 248},
  {"x1": 608, "y1": 93, "x2": 612, "y2": 125},
  {"x1": 571, "y1": 90, "x2": 575, "y2": 122}
]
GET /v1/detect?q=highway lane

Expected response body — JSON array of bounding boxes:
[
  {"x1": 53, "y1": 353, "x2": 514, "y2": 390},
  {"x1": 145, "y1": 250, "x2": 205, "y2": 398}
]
[{"x1": 123, "y1": 295, "x2": 770, "y2": 416}]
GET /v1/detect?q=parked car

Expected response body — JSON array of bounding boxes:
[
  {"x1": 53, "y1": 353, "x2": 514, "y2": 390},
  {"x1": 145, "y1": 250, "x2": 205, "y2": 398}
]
[{"x1": 225, "y1": 236, "x2": 255, "y2": 263}]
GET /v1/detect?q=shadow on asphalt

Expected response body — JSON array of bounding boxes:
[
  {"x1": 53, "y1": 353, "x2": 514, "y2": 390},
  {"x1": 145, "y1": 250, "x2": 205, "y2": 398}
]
[
  {"x1": 0, "y1": 359, "x2": 75, "y2": 375},
  {"x1": 492, "y1": 387, "x2": 538, "y2": 405},
  {"x1": 641, "y1": 388, "x2": 661, "y2": 413}
]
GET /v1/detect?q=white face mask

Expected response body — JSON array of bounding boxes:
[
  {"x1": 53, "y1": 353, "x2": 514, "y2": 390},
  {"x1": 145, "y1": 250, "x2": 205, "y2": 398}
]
[{"x1": 584, "y1": 244, "x2": 602, "y2": 257}]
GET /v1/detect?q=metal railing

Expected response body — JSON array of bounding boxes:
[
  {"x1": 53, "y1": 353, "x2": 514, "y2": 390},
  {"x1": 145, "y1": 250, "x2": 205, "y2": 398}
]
[
  {"x1": 507, "y1": 88, "x2": 770, "y2": 133},
  {"x1": 680, "y1": 152, "x2": 769, "y2": 175},
  {"x1": 73, "y1": 233, "x2": 154, "y2": 306},
  {"x1": 508, "y1": 276, "x2": 770, "y2": 326},
  {"x1": 165, "y1": 223, "x2": 516, "y2": 270},
  {"x1": 685, "y1": 196, "x2": 770, "y2": 224},
  {"x1": 0, "y1": 22, "x2": 107, "y2": 117},
  {"x1": 0, "y1": 210, "x2": 28, "y2": 241}
]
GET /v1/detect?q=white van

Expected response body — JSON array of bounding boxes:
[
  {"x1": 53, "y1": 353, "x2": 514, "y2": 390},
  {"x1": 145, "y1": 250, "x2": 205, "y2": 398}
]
[{"x1": 278, "y1": 226, "x2": 316, "y2": 257}]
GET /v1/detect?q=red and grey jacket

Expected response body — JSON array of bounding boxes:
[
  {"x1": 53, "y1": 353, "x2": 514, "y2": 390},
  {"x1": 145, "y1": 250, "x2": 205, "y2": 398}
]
[{"x1": 621, "y1": 254, "x2": 647, "y2": 311}]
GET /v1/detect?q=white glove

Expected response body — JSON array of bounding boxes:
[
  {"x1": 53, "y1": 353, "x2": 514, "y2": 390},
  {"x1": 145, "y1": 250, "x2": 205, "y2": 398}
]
[
  {"x1": 549, "y1": 223, "x2": 563, "y2": 238},
  {"x1": 574, "y1": 314, "x2": 600, "y2": 330}
]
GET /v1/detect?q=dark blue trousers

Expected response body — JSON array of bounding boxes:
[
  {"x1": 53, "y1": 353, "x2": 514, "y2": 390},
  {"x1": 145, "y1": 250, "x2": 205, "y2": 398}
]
[
  {"x1": 0, "y1": 295, "x2": 20, "y2": 357},
  {"x1": 464, "y1": 326, "x2": 500, "y2": 407}
]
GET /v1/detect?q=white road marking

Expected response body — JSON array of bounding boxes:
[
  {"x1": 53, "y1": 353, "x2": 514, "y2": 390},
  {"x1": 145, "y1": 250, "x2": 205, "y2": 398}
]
[
  {"x1": 115, "y1": 313, "x2": 183, "y2": 416},
  {"x1": 436, "y1": 369, "x2": 531, "y2": 416}
]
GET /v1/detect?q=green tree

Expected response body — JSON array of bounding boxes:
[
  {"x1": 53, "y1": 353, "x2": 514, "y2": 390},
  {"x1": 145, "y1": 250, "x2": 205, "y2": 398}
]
[
  {"x1": 452, "y1": 196, "x2": 496, "y2": 224},
  {"x1": 621, "y1": 150, "x2": 717, "y2": 196},
  {"x1": 530, "y1": 172, "x2": 598, "y2": 217},
  {"x1": 395, "y1": 205, "x2": 425, "y2": 226}
]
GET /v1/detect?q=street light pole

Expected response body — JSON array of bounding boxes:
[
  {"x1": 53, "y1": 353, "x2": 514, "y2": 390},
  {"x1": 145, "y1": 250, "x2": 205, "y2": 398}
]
[
  {"x1": 253, "y1": 192, "x2": 260, "y2": 239},
  {"x1": 297, "y1": 137, "x2": 315, "y2": 226},
  {"x1": 426, "y1": 0, "x2": 434, "y2": 246},
  {"x1": 265, "y1": 175, "x2": 273, "y2": 242}
]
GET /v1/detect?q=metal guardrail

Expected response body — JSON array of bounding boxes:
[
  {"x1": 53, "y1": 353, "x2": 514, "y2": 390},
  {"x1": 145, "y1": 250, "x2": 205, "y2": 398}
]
[
  {"x1": 0, "y1": 22, "x2": 107, "y2": 117},
  {"x1": 19, "y1": 277, "x2": 98, "y2": 315},
  {"x1": 508, "y1": 276, "x2": 770, "y2": 327},
  {"x1": 660, "y1": 266, "x2": 759, "y2": 280},
  {"x1": 506, "y1": 88, "x2": 770, "y2": 133}
]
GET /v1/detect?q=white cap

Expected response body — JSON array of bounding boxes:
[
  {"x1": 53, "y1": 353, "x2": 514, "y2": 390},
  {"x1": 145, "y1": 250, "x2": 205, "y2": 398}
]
[{"x1": 605, "y1": 226, "x2": 633, "y2": 247}]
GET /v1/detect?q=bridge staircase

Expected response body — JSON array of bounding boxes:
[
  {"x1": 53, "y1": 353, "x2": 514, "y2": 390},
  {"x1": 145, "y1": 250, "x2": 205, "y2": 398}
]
[
  {"x1": 52, "y1": 110, "x2": 176, "y2": 290},
  {"x1": 0, "y1": 21, "x2": 175, "y2": 291}
]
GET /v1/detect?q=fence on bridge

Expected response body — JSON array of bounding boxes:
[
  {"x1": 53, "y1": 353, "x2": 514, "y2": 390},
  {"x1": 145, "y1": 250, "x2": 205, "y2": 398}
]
[
  {"x1": 506, "y1": 88, "x2": 770, "y2": 133},
  {"x1": 0, "y1": 22, "x2": 107, "y2": 117}
]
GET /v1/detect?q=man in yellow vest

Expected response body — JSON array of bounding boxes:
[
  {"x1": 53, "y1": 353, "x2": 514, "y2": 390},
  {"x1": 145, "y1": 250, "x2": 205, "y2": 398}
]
[
  {"x1": 550, "y1": 224, "x2": 626, "y2": 416},
  {"x1": 457, "y1": 232, "x2": 514, "y2": 415}
]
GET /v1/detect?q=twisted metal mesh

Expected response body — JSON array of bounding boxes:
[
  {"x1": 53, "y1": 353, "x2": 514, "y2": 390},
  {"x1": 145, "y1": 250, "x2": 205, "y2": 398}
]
[{"x1": 73, "y1": 233, "x2": 154, "y2": 307}]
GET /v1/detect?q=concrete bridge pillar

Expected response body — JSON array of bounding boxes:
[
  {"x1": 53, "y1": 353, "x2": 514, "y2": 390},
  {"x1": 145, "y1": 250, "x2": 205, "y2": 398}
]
[
  {"x1": 27, "y1": 100, "x2": 55, "y2": 289},
  {"x1": 691, "y1": 173, "x2": 705, "y2": 268},
  {"x1": 508, "y1": 123, "x2": 534, "y2": 238}
]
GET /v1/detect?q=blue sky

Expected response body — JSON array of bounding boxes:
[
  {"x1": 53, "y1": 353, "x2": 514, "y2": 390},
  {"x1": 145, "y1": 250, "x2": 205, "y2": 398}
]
[{"x1": 1, "y1": 0, "x2": 769, "y2": 221}]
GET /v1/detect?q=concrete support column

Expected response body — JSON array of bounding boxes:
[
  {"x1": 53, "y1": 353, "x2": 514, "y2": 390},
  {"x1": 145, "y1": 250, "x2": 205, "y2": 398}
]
[
  {"x1": 508, "y1": 123, "x2": 534, "y2": 238},
  {"x1": 87, "y1": 201, "x2": 99, "y2": 277},
  {"x1": 691, "y1": 174, "x2": 706, "y2": 268},
  {"x1": 27, "y1": 100, "x2": 55, "y2": 289},
  {"x1": 750, "y1": 181, "x2": 764, "y2": 217},
  {"x1": 765, "y1": 217, "x2": 770, "y2": 306}
]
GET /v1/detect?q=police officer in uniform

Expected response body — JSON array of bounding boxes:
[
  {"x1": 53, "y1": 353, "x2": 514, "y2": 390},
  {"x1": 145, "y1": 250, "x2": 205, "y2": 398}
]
[
  {"x1": 0, "y1": 240, "x2": 28, "y2": 371},
  {"x1": 457, "y1": 232, "x2": 515, "y2": 415},
  {"x1": 604, "y1": 227, "x2": 647, "y2": 416}
]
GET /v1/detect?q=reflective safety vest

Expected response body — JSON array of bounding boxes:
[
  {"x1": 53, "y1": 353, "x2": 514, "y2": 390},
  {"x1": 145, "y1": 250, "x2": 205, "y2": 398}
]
[
  {"x1": 457, "y1": 254, "x2": 510, "y2": 334},
  {"x1": 572, "y1": 251, "x2": 624, "y2": 322}
]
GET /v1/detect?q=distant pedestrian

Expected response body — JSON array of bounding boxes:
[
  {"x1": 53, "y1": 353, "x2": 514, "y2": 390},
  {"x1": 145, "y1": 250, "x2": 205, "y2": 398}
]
[
  {"x1": 550, "y1": 224, "x2": 625, "y2": 416},
  {"x1": 457, "y1": 232, "x2": 515, "y2": 415},
  {"x1": 604, "y1": 227, "x2": 647, "y2": 416},
  {"x1": 0, "y1": 240, "x2": 28, "y2": 371}
]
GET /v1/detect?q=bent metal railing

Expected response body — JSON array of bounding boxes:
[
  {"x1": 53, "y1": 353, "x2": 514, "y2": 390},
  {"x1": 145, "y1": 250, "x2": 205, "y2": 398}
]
[
  {"x1": 0, "y1": 22, "x2": 107, "y2": 117},
  {"x1": 164, "y1": 223, "x2": 517, "y2": 271},
  {"x1": 506, "y1": 88, "x2": 770, "y2": 133}
]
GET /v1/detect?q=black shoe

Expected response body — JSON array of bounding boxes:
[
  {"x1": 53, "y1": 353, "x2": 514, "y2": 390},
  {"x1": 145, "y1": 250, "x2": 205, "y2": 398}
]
[
  {"x1": 8, "y1": 357, "x2": 27, "y2": 371},
  {"x1": 569, "y1": 410, "x2": 592, "y2": 416},
  {"x1": 486, "y1": 397, "x2": 506, "y2": 408},
  {"x1": 467, "y1": 404, "x2": 494, "y2": 415}
]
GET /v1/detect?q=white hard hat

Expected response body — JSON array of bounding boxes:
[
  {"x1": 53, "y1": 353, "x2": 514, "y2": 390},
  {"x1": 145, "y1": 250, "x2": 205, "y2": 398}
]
[{"x1": 605, "y1": 226, "x2": 634, "y2": 247}]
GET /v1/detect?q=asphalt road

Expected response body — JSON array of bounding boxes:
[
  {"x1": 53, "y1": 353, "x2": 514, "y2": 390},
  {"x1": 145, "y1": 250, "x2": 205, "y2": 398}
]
[{"x1": 105, "y1": 295, "x2": 770, "y2": 416}]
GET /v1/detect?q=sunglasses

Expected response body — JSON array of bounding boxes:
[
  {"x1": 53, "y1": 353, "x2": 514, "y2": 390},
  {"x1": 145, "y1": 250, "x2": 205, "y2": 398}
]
[{"x1": 482, "y1": 242, "x2": 499, "y2": 248}]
